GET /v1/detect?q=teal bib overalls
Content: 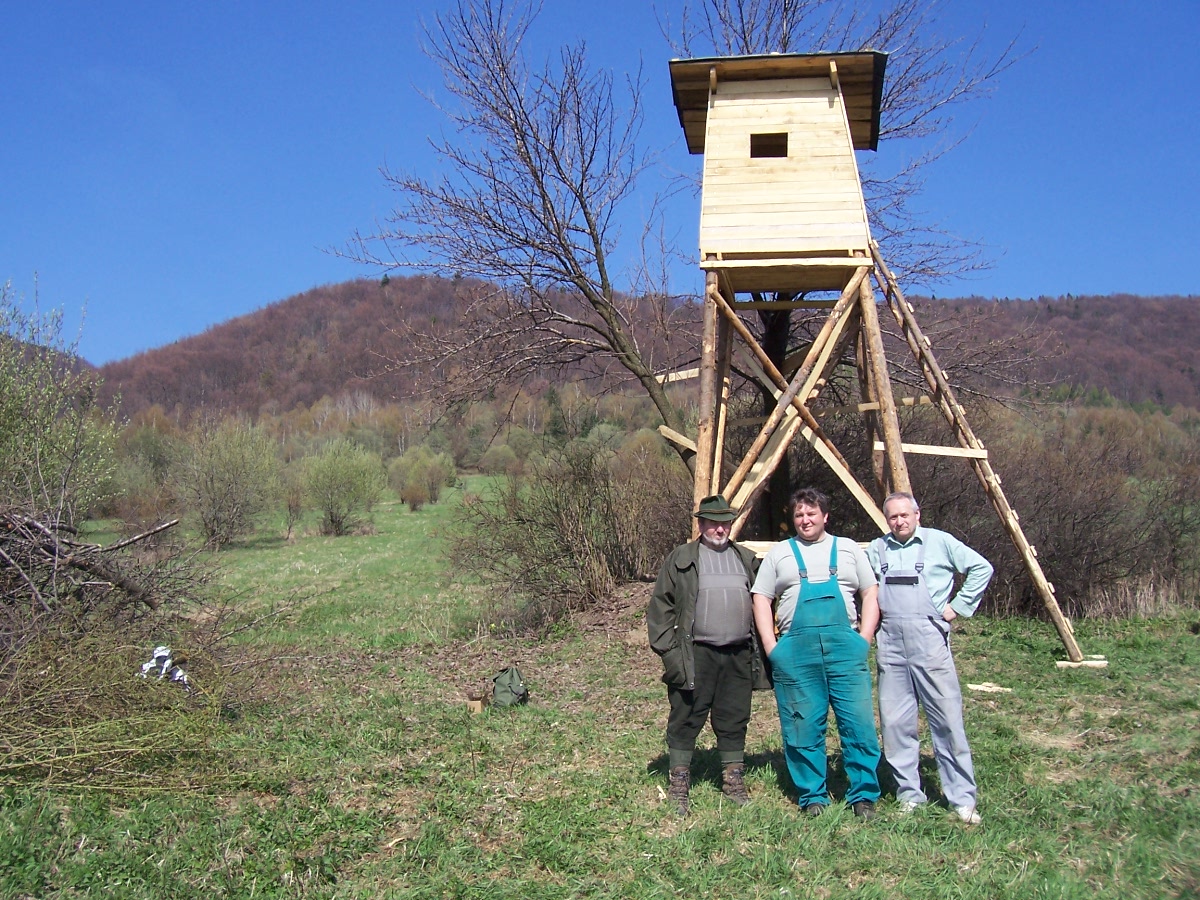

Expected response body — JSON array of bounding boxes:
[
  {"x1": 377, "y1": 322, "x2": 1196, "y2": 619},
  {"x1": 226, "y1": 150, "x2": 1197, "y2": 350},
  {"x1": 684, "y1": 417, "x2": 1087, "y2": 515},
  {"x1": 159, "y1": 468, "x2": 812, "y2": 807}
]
[{"x1": 767, "y1": 538, "x2": 881, "y2": 807}]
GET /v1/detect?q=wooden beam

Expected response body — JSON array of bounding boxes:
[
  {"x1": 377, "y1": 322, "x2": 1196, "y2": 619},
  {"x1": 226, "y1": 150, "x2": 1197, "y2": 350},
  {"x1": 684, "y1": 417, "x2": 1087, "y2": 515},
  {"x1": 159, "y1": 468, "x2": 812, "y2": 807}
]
[
  {"x1": 857, "y1": 326, "x2": 885, "y2": 497},
  {"x1": 701, "y1": 256, "x2": 873, "y2": 270},
  {"x1": 854, "y1": 396, "x2": 932, "y2": 412},
  {"x1": 872, "y1": 441, "x2": 989, "y2": 459},
  {"x1": 859, "y1": 272, "x2": 910, "y2": 494},
  {"x1": 712, "y1": 313, "x2": 733, "y2": 489},
  {"x1": 1056, "y1": 656, "x2": 1109, "y2": 669},
  {"x1": 870, "y1": 241, "x2": 1085, "y2": 664},
  {"x1": 659, "y1": 425, "x2": 697, "y2": 454},
  {"x1": 657, "y1": 367, "x2": 699, "y2": 384},
  {"x1": 693, "y1": 271, "x2": 721, "y2": 533},
  {"x1": 730, "y1": 300, "x2": 838, "y2": 310}
]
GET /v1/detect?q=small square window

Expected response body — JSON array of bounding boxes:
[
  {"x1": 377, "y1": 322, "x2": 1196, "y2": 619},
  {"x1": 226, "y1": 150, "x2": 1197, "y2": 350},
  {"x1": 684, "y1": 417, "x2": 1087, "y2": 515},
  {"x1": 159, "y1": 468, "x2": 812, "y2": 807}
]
[{"x1": 750, "y1": 132, "x2": 788, "y2": 158}]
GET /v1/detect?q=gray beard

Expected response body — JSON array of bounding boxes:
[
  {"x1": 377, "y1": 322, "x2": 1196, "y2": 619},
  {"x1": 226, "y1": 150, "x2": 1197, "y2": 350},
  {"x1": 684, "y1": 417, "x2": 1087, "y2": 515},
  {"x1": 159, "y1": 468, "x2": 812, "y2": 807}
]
[{"x1": 701, "y1": 535, "x2": 729, "y2": 550}]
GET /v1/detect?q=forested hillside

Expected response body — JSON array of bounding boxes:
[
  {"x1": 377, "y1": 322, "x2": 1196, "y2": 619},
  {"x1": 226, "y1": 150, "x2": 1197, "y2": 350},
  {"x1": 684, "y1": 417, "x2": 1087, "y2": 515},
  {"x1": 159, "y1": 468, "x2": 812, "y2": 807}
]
[
  {"x1": 96, "y1": 276, "x2": 461, "y2": 417},
  {"x1": 96, "y1": 280, "x2": 1200, "y2": 420},
  {"x1": 933, "y1": 294, "x2": 1200, "y2": 408}
]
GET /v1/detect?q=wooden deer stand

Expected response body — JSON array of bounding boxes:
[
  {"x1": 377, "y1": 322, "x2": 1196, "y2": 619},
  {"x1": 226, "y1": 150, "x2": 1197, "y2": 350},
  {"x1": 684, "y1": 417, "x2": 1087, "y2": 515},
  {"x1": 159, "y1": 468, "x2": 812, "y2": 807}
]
[{"x1": 666, "y1": 51, "x2": 1102, "y2": 667}]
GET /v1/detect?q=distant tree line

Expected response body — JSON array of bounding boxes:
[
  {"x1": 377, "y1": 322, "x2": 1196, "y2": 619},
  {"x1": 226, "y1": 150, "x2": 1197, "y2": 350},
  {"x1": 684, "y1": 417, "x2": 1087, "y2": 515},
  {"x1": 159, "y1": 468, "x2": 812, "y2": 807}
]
[{"x1": 5, "y1": 273, "x2": 1200, "y2": 640}]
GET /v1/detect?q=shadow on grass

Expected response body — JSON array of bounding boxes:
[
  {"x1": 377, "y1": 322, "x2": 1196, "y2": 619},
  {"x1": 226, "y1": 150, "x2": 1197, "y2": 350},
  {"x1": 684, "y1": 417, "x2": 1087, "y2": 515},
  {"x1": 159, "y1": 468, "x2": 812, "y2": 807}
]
[
  {"x1": 227, "y1": 532, "x2": 291, "y2": 551},
  {"x1": 647, "y1": 747, "x2": 951, "y2": 807}
]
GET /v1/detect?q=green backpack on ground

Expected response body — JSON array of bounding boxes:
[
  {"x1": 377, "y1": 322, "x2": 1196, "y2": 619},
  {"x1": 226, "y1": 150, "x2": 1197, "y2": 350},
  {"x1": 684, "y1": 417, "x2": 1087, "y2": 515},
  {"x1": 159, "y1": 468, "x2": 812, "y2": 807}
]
[{"x1": 492, "y1": 666, "x2": 529, "y2": 707}]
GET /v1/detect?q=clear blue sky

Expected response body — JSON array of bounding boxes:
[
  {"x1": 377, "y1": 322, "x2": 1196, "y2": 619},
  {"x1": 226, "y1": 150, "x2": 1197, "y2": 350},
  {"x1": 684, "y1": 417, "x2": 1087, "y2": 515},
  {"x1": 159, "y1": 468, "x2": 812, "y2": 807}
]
[{"x1": 3, "y1": 1, "x2": 1197, "y2": 365}]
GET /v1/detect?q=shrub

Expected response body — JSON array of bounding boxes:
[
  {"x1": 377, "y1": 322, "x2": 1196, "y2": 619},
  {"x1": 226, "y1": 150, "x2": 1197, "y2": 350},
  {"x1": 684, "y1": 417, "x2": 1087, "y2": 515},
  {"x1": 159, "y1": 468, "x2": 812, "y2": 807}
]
[
  {"x1": 478, "y1": 443, "x2": 519, "y2": 475},
  {"x1": 452, "y1": 440, "x2": 691, "y2": 629},
  {"x1": 388, "y1": 444, "x2": 456, "y2": 503},
  {"x1": 0, "y1": 288, "x2": 116, "y2": 524},
  {"x1": 506, "y1": 426, "x2": 538, "y2": 460},
  {"x1": 176, "y1": 419, "x2": 281, "y2": 548},
  {"x1": 401, "y1": 477, "x2": 430, "y2": 511},
  {"x1": 282, "y1": 463, "x2": 306, "y2": 539},
  {"x1": 306, "y1": 439, "x2": 386, "y2": 535}
]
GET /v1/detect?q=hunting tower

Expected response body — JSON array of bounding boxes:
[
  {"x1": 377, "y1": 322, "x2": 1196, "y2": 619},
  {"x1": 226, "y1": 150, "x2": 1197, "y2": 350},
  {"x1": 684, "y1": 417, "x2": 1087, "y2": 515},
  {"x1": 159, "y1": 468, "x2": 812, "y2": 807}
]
[
  {"x1": 664, "y1": 52, "x2": 1100, "y2": 666},
  {"x1": 674, "y1": 52, "x2": 883, "y2": 294}
]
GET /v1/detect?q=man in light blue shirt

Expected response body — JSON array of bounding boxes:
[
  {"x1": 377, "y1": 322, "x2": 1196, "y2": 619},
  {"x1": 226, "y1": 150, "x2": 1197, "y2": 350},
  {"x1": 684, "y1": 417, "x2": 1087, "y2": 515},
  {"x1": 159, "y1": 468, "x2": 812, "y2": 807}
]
[{"x1": 865, "y1": 491, "x2": 993, "y2": 825}]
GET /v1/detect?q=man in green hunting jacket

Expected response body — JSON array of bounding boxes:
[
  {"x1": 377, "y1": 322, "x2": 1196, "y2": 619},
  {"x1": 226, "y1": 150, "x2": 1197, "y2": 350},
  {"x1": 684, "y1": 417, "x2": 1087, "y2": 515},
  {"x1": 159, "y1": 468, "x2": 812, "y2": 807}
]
[{"x1": 647, "y1": 494, "x2": 768, "y2": 816}]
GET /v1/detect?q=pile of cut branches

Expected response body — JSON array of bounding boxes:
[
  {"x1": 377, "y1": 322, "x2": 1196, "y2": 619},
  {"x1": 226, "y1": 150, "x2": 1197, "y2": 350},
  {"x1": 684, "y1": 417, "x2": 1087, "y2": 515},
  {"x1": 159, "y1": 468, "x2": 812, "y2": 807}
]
[
  {"x1": 0, "y1": 510, "x2": 242, "y2": 789},
  {"x1": 1, "y1": 510, "x2": 182, "y2": 617}
]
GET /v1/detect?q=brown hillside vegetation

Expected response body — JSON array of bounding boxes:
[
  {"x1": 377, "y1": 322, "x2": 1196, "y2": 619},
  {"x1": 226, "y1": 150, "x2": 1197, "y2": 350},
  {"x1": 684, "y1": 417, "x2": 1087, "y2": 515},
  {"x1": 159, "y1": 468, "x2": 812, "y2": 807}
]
[
  {"x1": 97, "y1": 285, "x2": 1200, "y2": 420},
  {"x1": 925, "y1": 293, "x2": 1200, "y2": 408},
  {"x1": 96, "y1": 276, "x2": 464, "y2": 418}
]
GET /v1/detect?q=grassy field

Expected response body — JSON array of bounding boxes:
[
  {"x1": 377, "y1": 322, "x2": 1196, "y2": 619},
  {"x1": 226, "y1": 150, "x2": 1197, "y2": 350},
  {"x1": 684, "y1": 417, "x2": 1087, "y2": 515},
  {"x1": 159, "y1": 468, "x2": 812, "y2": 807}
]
[{"x1": 3, "y1": 483, "x2": 1199, "y2": 899}]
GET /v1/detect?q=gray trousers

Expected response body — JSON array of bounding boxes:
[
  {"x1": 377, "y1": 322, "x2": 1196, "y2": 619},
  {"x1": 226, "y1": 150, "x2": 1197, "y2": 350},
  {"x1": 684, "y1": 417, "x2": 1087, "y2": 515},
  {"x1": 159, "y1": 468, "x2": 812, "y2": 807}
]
[{"x1": 876, "y1": 615, "x2": 977, "y2": 808}]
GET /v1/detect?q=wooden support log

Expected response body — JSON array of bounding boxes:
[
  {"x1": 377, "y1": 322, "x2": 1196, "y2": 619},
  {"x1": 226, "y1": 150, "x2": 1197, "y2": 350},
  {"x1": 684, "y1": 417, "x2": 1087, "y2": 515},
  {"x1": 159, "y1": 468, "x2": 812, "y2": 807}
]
[
  {"x1": 712, "y1": 313, "x2": 733, "y2": 489},
  {"x1": 656, "y1": 367, "x2": 699, "y2": 384},
  {"x1": 872, "y1": 441, "x2": 989, "y2": 459},
  {"x1": 693, "y1": 271, "x2": 721, "y2": 530},
  {"x1": 859, "y1": 272, "x2": 910, "y2": 494},
  {"x1": 855, "y1": 396, "x2": 934, "y2": 411},
  {"x1": 658, "y1": 425, "x2": 697, "y2": 454},
  {"x1": 856, "y1": 324, "x2": 886, "y2": 496},
  {"x1": 722, "y1": 268, "x2": 865, "y2": 500},
  {"x1": 869, "y1": 242, "x2": 1085, "y2": 664},
  {"x1": 1056, "y1": 656, "x2": 1109, "y2": 669},
  {"x1": 699, "y1": 257, "x2": 874, "y2": 270},
  {"x1": 730, "y1": 300, "x2": 839, "y2": 310}
]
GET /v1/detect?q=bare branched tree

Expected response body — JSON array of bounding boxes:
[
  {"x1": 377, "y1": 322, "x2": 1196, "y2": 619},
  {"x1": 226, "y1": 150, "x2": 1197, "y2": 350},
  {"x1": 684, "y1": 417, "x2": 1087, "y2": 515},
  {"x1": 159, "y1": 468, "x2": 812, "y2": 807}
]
[
  {"x1": 351, "y1": 0, "x2": 1027, "y2": 490},
  {"x1": 350, "y1": 0, "x2": 697, "y2": 448}
]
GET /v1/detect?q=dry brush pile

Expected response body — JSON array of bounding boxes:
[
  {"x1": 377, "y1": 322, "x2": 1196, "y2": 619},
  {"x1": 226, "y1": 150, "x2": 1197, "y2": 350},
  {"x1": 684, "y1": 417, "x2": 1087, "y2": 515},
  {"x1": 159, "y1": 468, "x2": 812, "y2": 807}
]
[
  {"x1": 1, "y1": 291, "x2": 257, "y2": 791},
  {"x1": 0, "y1": 510, "x2": 244, "y2": 788}
]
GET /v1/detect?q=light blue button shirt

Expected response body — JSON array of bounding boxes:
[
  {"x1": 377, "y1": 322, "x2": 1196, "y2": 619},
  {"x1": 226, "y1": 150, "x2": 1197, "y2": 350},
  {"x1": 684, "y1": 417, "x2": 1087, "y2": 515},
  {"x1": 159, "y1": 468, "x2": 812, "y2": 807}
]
[{"x1": 866, "y1": 527, "x2": 993, "y2": 617}]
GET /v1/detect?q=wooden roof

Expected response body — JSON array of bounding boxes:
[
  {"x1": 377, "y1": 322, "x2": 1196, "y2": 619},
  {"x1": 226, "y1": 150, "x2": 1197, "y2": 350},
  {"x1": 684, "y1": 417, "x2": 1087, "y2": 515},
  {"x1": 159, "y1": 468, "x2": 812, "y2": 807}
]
[{"x1": 668, "y1": 51, "x2": 887, "y2": 153}]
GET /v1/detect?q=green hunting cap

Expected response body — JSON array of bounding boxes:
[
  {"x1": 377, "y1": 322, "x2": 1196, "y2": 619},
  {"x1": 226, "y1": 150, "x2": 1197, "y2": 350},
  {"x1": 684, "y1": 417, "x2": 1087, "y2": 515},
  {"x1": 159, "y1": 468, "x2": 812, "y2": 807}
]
[{"x1": 694, "y1": 494, "x2": 737, "y2": 522}]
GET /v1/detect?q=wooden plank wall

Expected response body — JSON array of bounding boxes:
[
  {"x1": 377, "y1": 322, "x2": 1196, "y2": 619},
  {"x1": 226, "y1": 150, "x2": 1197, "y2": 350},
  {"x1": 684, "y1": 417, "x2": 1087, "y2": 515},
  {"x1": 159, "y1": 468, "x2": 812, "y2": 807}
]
[{"x1": 699, "y1": 77, "x2": 870, "y2": 258}]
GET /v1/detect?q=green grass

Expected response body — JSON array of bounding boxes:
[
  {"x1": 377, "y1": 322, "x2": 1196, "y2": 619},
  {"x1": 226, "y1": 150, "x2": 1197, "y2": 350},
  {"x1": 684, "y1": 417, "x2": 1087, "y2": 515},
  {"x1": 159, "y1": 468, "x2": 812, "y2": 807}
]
[
  {"x1": 214, "y1": 480, "x2": 489, "y2": 648},
  {"x1": 2, "y1": 488, "x2": 1199, "y2": 899}
]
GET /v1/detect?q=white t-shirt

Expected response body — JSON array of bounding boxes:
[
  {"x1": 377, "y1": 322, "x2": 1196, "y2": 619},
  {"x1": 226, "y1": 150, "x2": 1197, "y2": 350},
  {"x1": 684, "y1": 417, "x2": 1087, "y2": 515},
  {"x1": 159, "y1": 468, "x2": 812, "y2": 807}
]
[{"x1": 751, "y1": 532, "x2": 876, "y2": 632}]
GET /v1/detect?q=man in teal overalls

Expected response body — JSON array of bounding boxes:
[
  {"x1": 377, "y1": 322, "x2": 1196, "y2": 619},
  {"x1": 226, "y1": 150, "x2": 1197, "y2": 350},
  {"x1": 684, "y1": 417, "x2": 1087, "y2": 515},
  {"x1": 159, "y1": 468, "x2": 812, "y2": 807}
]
[{"x1": 751, "y1": 487, "x2": 882, "y2": 819}]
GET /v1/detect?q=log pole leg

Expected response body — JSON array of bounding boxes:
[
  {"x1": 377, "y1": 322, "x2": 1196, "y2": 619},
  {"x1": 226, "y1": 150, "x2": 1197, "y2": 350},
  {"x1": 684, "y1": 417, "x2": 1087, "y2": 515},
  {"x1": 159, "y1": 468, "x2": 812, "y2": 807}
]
[
  {"x1": 856, "y1": 327, "x2": 885, "y2": 498},
  {"x1": 859, "y1": 273, "x2": 910, "y2": 495},
  {"x1": 870, "y1": 242, "x2": 1084, "y2": 663},
  {"x1": 711, "y1": 310, "x2": 733, "y2": 491},
  {"x1": 693, "y1": 270, "x2": 721, "y2": 536}
]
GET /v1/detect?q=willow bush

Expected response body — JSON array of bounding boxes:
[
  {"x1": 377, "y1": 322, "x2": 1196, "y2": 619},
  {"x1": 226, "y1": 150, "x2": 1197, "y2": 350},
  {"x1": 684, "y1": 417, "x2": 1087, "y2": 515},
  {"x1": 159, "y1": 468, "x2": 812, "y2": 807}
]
[{"x1": 453, "y1": 439, "x2": 691, "y2": 630}]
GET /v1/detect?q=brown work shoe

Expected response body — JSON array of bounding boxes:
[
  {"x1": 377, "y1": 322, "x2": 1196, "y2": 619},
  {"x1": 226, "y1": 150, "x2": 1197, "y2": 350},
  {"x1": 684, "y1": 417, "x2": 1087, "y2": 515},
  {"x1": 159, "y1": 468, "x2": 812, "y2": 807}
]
[
  {"x1": 852, "y1": 800, "x2": 876, "y2": 821},
  {"x1": 668, "y1": 765, "x2": 690, "y2": 816},
  {"x1": 722, "y1": 763, "x2": 750, "y2": 806}
]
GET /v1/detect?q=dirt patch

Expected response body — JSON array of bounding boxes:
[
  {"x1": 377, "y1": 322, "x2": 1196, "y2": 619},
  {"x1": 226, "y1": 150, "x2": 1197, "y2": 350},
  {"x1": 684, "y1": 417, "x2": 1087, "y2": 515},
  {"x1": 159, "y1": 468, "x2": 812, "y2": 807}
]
[
  {"x1": 1024, "y1": 730, "x2": 1083, "y2": 751},
  {"x1": 575, "y1": 581, "x2": 651, "y2": 636}
]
